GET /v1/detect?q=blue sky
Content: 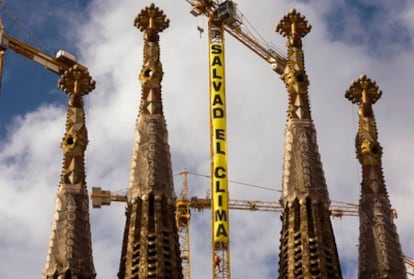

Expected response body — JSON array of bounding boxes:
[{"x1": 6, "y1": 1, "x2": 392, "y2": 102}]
[
  {"x1": 323, "y1": 0, "x2": 412, "y2": 58},
  {"x1": 0, "y1": 0, "x2": 89, "y2": 137},
  {"x1": 1, "y1": 0, "x2": 414, "y2": 278}
]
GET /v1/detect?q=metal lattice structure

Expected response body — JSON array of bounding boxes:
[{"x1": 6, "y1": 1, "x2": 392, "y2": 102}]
[{"x1": 186, "y1": 0, "x2": 287, "y2": 74}]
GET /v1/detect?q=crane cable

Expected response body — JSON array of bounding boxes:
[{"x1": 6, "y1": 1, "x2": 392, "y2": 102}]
[
  {"x1": 177, "y1": 170, "x2": 281, "y2": 192},
  {"x1": 175, "y1": 171, "x2": 361, "y2": 209},
  {"x1": 237, "y1": 7, "x2": 285, "y2": 58},
  {"x1": 0, "y1": 1, "x2": 52, "y2": 53}
]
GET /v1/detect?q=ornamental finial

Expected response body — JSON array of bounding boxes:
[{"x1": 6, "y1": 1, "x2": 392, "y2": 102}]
[
  {"x1": 134, "y1": 3, "x2": 169, "y2": 36},
  {"x1": 58, "y1": 65, "x2": 95, "y2": 97},
  {"x1": 276, "y1": 9, "x2": 311, "y2": 46},
  {"x1": 345, "y1": 74, "x2": 382, "y2": 105},
  {"x1": 347, "y1": 74, "x2": 382, "y2": 165}
]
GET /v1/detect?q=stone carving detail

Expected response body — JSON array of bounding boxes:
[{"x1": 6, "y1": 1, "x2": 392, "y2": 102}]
[
  {"x1": 346, "y1": 75, "x2": 406, "y2": 278},
  {"x1": 276, "y1": 9, "x2": 342, "y2": 279},
  {"x1": 128, "y1": 115, "x2": 174, "y2": 199},
  {"x1": 135, "y1": 3, "x2": 169, "y2": 116},
  {"x1": 43, "y1": 65, "x2": 96, "y2": 278},
  {"x1": 118, "y1": 4, "x2": 182, "y2": 278},
  {"x1": 282, "y1": 121, "x2": 329, "y2": 205},
  {"x1": 277, "y1": 9, "x2": 312, "y2": 121}
]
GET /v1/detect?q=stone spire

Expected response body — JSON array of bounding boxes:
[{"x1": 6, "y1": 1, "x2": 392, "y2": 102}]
[
  {"x1": 43, "y1": 65, "x2": 96, "y2": 278},
  {"x1": 117, "y1": 4, "x2": 182, "y2": 278},
  {"x1": 276, "y1": 9, "x2": 342, "y2": 278},
  {"x1": 346, "y1": 75, "x2": 407, "y2": 278}
]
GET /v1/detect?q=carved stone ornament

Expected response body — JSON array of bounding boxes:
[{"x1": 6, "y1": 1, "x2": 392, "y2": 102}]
[
  {"x1": 43, "y1": 65, "x2": 96, "y2": 278},
  {"x1": 118, "y1": 4, "x2": 182, "y2": 278},
  {"x1": 347, "y1": 75, "x2": 406, "y2": 278},
  {"x1": 276, "y1": 9, "x2": 342, "y2": 279}
]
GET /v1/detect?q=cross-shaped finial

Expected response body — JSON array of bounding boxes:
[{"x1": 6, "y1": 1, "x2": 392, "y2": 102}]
[
  {"x1": 276, "y1": 8, "x2": 311, "y2": 44},
  {"x1": 58, "y1": 65, "x2": 95, "y2": 97},
  {"x1": 134, "y1": 3, "x2": 169, "y2": 34},
  {"x1": 345, "y1": 74, "x2": 382, "y2": 105}
]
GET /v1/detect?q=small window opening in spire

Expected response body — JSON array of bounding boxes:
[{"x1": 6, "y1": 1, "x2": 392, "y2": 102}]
[
  {"x1": 296, "y1": 73, "x2": 305, "y2": 83},
  {"x1": 66, "y1": 137, "x2": 74, "y2": 145},
  {"x1": 144, "y1": 69, "x2": 153, "y2": 77},
  {"x1": 371, "y1": 144, "x2": 379, "y2": 154}
]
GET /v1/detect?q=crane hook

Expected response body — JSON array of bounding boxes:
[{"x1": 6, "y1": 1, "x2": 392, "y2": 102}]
[{"x1": 197, "y1": 25, "x2": 204, "y2": 38}]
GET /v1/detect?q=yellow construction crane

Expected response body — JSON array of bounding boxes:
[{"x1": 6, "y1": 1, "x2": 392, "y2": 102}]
[
  {"x1": 172, "y1": 171, "x2": 412, "y2": 279},
  {"x1": 0, "y1": 16, "x2": 89, "y2": 87},
  {"x1": 184, "y1": 1, "x2": 288, "y2": 277},
  {"x1": 91, "y1": 170, "x2": 409, "y2": 278},
  {"x1": 187, "y1": 1, "x2": 281, "y2": 277},
  {"x1": 186, "y1": 0, "x2": 287, "y2": 74},
  {"x1": 174, "y1": 171, "x2": 359, "y2": 279},
  {"x1": 182, "y1": 3, "x2": 414, "y2": 278}
]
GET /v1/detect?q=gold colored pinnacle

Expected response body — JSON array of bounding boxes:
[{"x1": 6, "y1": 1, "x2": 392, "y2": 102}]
[
  {"x1": 345, "y1": 74, "x2": 382, "y2": 105},
  {"x1": 276, "y1": 9, "x2": 311, "y2": 39},
  {"x1": 58, "y1": 65, "x2": 96, "y2": 96},
  {"x1": 134, "y1": 3, "x2": 170, "y2": 34}
]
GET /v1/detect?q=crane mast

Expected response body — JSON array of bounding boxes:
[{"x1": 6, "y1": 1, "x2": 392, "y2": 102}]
[
  {"x1": 185, "y1": 1, "x2": 287, "y2": 278},
  {"x1": 208, "y1": 13, "x2": 231, "y2": 279}
]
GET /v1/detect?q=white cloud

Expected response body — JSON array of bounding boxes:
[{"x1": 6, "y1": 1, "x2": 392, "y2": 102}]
[{"x1": 1, "y1": 0, "x2": 414, "y2": 278}]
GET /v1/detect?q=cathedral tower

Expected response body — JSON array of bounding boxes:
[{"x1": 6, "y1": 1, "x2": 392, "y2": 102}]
[
  {"x1": 276, "y1": 9, "x2": 342, "y2": 278},
  {"x1": 117, "y1": 4, "x2": 183, "y2": 278},
  {"x1": 346, "y1": 74, "x2": 407, "y2": 278},
  {"x1": 43, "y1": 65, "x2": 96, "y2": 278}
]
